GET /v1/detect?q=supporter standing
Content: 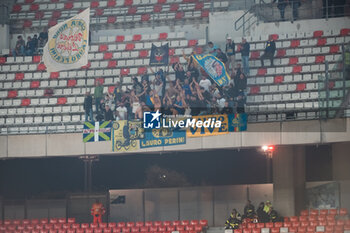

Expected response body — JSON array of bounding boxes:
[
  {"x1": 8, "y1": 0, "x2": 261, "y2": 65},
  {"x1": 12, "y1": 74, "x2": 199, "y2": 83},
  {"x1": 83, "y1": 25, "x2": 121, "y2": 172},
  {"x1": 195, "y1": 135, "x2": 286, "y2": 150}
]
[
  {"x1": 199, "y1": 76, "x2": 212, "y2": 92},
  {"x1": 274, "y1": 0, "x2": 288, "y2": 20},
  {"x1": 115, "y1": 102, "x2": 128, "y2": 121},
  {"x1": 104, "y1": 105, "x2": 114, "y2": 121},
  {"x1": 12, "y1": 35, "x2": 25, "y2": 58},
  {"x1": 290, "y1": 0, "x2": 301, "y2": 21},
  {"x1": 25, "y1": 36, "x2": 36, "y2": 56},
  {"x1": 225, "y1": 37, "x2": 236, "y2": 72},
  {"x1": 84, "y1": 91, "x2": 93, "y2": 122},
  {"x1": 260, "y1": 36, "x2": 276, "y2": 67},
  {"x1": 94, "y1": 81, "x2": 104, "y2": 115},
  {"x1": 240, "y1": 39, "x2": 250, "y2": 76}
]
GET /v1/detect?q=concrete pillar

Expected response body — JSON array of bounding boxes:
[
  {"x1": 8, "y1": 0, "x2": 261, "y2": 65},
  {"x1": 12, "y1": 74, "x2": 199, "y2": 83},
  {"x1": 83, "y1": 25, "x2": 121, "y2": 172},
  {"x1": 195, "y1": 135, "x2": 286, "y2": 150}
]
[
  {"x1": 273, "y1": 145, "x2": 305, "y2": 217},
  {"x1": 332, "y1": 142, "x2": 350, "y2": 211}
]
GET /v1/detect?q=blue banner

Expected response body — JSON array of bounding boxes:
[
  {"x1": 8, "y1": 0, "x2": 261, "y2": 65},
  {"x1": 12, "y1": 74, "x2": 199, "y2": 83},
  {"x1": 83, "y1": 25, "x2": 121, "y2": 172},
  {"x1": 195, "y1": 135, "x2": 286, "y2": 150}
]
[
  {"x1": 140, "y1": 128, "x2": 186, "y2": 148},
  {"x1": 192, "y1": 54, "x2": 230, "y2": 86},
  {"x1": 228, "y1": 113, "x2": 247, "y2": 132}
]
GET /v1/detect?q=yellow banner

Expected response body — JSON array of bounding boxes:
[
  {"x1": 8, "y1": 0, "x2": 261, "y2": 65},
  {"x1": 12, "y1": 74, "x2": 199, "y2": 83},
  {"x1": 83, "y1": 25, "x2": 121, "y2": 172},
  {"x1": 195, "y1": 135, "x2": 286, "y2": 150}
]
[
  {"x1": 186, "y1": 114, "x2": 229, "y2": 137},
  {"x1": 112, "y1": 121, "x2": 139, "y2": 152}
]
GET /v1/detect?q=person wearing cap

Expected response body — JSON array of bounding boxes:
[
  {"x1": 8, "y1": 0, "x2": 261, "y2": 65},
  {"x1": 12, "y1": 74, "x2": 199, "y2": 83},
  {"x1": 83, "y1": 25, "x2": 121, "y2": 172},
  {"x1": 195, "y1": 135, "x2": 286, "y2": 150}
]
[
  {"x1": 225, "y1": 37, "x2": 235, "y2": 72},
  {"x1": 240, "y1": 38, "x2": 250, "y2": 76}
]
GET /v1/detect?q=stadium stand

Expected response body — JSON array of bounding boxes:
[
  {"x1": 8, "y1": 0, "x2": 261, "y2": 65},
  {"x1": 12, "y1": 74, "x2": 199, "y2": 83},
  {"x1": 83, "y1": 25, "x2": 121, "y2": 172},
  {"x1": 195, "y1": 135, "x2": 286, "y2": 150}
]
[
  {"x1": 1, "y1": 28, "x2": 349, "y2": 134},
  {"x1": 9, "y1": 0, "x2": 230, "y2": 32},
  {"x1": 0, "y1": 218, "x2": 209, "y2": 233}
]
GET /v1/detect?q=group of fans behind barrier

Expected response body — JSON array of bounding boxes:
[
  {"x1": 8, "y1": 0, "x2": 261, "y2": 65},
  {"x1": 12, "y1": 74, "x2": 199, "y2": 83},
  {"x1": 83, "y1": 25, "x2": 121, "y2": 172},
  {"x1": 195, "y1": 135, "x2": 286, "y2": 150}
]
[{"x1": 225, "y1": 200, "x2": 283, "y2": 230}]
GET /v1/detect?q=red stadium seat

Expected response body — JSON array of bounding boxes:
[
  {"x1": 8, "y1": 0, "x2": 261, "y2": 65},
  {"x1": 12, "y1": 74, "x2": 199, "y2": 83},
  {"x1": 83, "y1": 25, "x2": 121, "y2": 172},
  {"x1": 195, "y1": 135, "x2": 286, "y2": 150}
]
[
  {"x1": 233, "y1": 230, "x2": 242, "y2": 233},
  {"x1": 289, "y1": 57, "x2": 298, "y2": 65},
  {"x1": 337, "y1": 220, "x2": 345, "y2": 225},
  {"x1": 25, "y1": 0, "x2": 34, "y2": 3},
  {"x1": 149, "y1": 226, "x2": 158, "y2": 232},
  {"x1": 71, "y1": 223, "x2": 79, "y2": 229},
  {"x1": 188, "y1": 40, "x2": 198, "y2": 47},
  {"x1": 133, "y1": 34, "x2": 142, "y2": 41},
  {"x1": 95, "y1": 229, "x2": 103, "y2": 233},
  {"x1": 30, "y1": 4, "x2": 39, "y2": 11},
  {"x1": 57, "y1": 97, "x2": 67, "y2": 105},
  {"x1": 108, "y1": 0, "x2": 116, "y2": 7},
  {"x1": 167, "y1": 226, "x2": 175, "y2": 231},
  {"x1": 159, "y1": 226, "x2": 167, "y2": 231},
  {"x1": 127, "y1": 222, "x2": 135, "y2": 228},
  {"x1": 317, "y1": 38, "x2": 326, "y2": 46},
  {"x1": 201, "y1": 10, "x2": 209, "y2": 17},
  {"x1": 37, "y1": 63, "x2": 46, "y2": 71},
  {"x1": 113, "y1": 227, "x2": 122, "y2": 233},
  {"x1": 67, "y1": 79, "x2": 77, "y2": 87},
  {"x1": 116, "y1": 35, "x2": 125, "y2": 42},
  {"x1": 35, "y1": 11, "x2": 44, "y2": 19},
  {"x1": 91, "y1": 1, "x2": 99, "y2": 8},
  {"x1": 96, "y1": 78, "x2": 104, "y2": 84},
  {"x1": 176, "y1": 12, "x2": 184, "y2": 19},
  {"x1": 169, "y1": 48, "x2": 175, "y2": 56},
  {"x1": 154, "y1": 4, "x2": 162, "y2": 12},
  {"x1": 265, "y1": 222, "x2": 273, "y2": 228},
  {"x1": 296, "y1": 83, "x2": 306, "y2": 91},
  {"x1": 274, "y1": 222, "x2": 282, "y2": 228},
  {"x1": 298, "y1": 226, "x2": 306, "y2": 232},
  {"x1": 99, "y1": 45, "x2": 108, "y2": 52},
  {"x1": 15, "y1": 73, "x2": 24, "y2": 80},
  {"x1": 104, "y1": 52, "x2": 113, "y2": 60},
  {"x1": 170, "y1": 56, "x2": 179, "y2": 64},
  {"x1": 125, "y1": 0, "x2": 133, "y2": 6},
  {"x1": 315, "y1": 55, "x2": 325, "y2": 63},
  {"x1": 131, "y1": 227, "x2": 139, "y2": 232},
  {"x1": 52, "y1": 11, "x2": 62, "y2": 19},
  {"x1": 319, "y1": 209, "x2": 328, "y2": 215},
  {"x1": 256, "y1": 223, "x2": 264, "y2": 228},
  {"x1": 95, "y1": 9, "x2": 104, "y2": 16},
  {"x1": 290, "y1": 39, "x2": 300, "y2": 48},
  {"x1": 177, "y1": 225, "x2": 185, "y2": 231},
  {"x1": 344, "y1": 224, "x2": 350, "y2": 230},
  {"x1": 140, "y1": 226, "x2": 148, "y2": 232},
  {"x1": 145, "y1": 222, "x2": 152, "y2": 227},
  {"x1": 158, "y1": 0, "x2": 166, "y2": 3},
  {"x1": 159, "y1": 33, "x2": 168, "y2": 40},
  {"x1": 271, "y1": 228, "x2": 279, "y2": 233},
  {"x1": 170, "y1": 3, "x2": 179, "y2": 11},
  {"x1": 288, "y1": 227, "x2": 297, "y2": 232},
  {"x1": 0, "y1": 57, "x2": 6, "y2": 64},
  {"x1": 128, "y1": 7, "x2": 137, "y2": 14},
  {"x1": 12, "y1": 4, "x2": 22, "y2": 12},
  {"x1": 138, "y1": 67, "x2": 147, "y2": 75},
  {"x1": 283, "y1": 222, "x2": 291, "y2": 227},
  {"x1": 194, "y1": 225, "x2": 202, "y2": 232},
  {"x1": 251, "y1": 229, "x2": 259, "y2": 233},
  {"x1": 81, "y1": 61, "x2": 91, "y2": 69},
  {"x1": 185, "y1": 226, "x2": 193, "y2": 231},
  {"x1": 163, "y1": 221, "x2": 171, "y2": 226},
  {"x1": 126, "y1": 43, "x2": 135, "y2": 51},
  {"x1": 257, "y1": 68, "x2": 267, "y2": 76},
  {"x1": 329, "y1": 209, "x2": 338, "y2": 215},
  {"x1": 141, "y1": 14, "x2": 151, "y2": 21},
  {"x1": 24, "y1": 20, "x2": 33, "y2": 28},
  {"x1": 247, "y1": 223, "x2": 255, "y2": 229},
  {"x1": 340, "y1": 208, "x2": 348, "y2": 215},
  {"x1": 250, "y1": 86, "x2": 260, "y2": 94},
  {"x1": 108, "y1": 223, "x2": 117, "y2": 228},
  {"x1": 108, "y1": 60, "x2": 117, "y2": 68},
  {"x1": 310, "y1": 221, "x2": 318, "y2": 226},
  {"x1": 276, "y1": 49, "x2": 286, "y2": 58},
  {"x1": 48, "y1": 20, "x2": 58, "y2": 27},
  {"x1": 108, "y1": 16, "x2": 116, "y2": 24},
  {"x1": 30, "y1": 81, "x2": 40, "y2": 88},
  {"x1": 274, "y1": 75, "x2": 284, "y2": 83},
  {"x1": 313, "y1": 30, "x2": 323, "y2": 38},
  {"x1": 250, "y1": 51, "x2": 260, "y2": 59},
  {"x1": 270, "y1": 34, "x2": 279, "y2": 40},
  {"x1": 199, "y1": 220, "x2": 208, "y2": 227},
  {"x1": 300, "y1": 216, "x2": 308, "y2": 221},
  {"x1": 340, "y1": 28, "x2": 350, "y2": 36},
  {"x1": 33, "y1": 56, "x2": 41, "y2": 63},
  {"x1": 122, "y1": 227, "x2": 131, "y2": 232},
  {"x1": 64, "y1": 2, "x2": 73, "y2": 9},
  {"x1": 82, "y1": 223, "x2": 89, "y2": 229},
  {"x1": 242, "y1": 229, "x2": 251, "y2": 233},
  {"x1": 292, "y1": 66, "x2": 302, "y2": 73},
  {"x1": 326, "y1": 214, "x2": 336, "y2": 221},
  {"x1": 306, "y1": 226, "x2": 315, "y2": 232},
  {"x1": 195, "y1": 2, "x2": 204, "y2": 10},
  {"x1": 328, "y1": 220, "x2": 336, "y2": 226}
]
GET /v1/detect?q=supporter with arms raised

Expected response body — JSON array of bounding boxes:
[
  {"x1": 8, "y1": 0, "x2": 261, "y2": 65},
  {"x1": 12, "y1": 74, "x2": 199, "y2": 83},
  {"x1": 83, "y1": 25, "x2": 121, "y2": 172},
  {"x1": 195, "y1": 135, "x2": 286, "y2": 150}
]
[
  {"x1": 207, "y1": 41, "x2": 218, "y2": 56},
  {"x1": 260, "y1": 36, "x2": 276, "y2": 67}
]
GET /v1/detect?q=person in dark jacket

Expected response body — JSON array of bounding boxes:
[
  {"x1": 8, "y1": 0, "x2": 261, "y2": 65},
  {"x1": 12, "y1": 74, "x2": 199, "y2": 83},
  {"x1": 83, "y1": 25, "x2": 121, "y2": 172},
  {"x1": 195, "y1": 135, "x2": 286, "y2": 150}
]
[
  {"x1": 274, "y1": 0, "x2": 288, "y2": 20},
  {"x1": 216, "y1": 48, "x2": 228, "y2": 64},
  {"x1": 84, "y1": 91, "x2": 93, "y2": 122},
  {"x1": 257, "y1": 202, "x2": 269, "y2": 223},
  {"x1": 234, "y1": 72, "x2": 247, "y2": 93},
  {"x1": 104, "y1": 105, "x2": 114, "y2": 121},
  {"x1": 243, "y1": 200, "x2": 256, "y2": 219},
  {"x1": 260, "y1": 36, "x2": 276, "y2": 67},
  {"x1": 290, "y1": 0, "x2": 301, "y2": 21},
  {"x1": 225, "y1": 37, "x2": 235, "y2": 72},
  {"x1": 240, "y1": 38, "x2": 250, "y2": 76}
]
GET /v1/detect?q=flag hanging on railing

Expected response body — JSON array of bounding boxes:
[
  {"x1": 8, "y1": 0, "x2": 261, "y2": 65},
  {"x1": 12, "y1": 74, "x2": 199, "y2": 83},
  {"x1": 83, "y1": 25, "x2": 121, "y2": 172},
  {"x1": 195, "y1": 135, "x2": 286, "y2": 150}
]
[
  {"x1": 83, "y1": 121, "x2": 112, "y2": 142},
  {"x1": 149, "y1": 43, "x2": 169, "y2": 65},
  {"x1": 43, "y1": 8, "x2": 90, "y2": 72},
  {"x1": 191, "y1": 54, "x2": 230, "y2": 86}
]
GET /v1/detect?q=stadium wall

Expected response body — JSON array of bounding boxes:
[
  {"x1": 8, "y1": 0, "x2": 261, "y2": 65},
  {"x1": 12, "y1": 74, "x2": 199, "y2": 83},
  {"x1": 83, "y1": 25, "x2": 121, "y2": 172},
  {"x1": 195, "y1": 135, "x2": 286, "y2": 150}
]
[
  {"x1": 0, "y1": 118, "x2": 349, "y2": 158},
  {"x1": 0, "y1": 24, "x2": 10, "y2": 52}
]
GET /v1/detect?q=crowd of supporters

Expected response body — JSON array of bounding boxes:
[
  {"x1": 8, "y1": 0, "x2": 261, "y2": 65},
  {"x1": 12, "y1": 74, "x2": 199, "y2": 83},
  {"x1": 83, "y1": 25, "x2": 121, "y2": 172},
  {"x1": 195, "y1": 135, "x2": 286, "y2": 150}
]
[
  {"x1": 12, "y1": 30, "x2": 48, "y2": 58},
  {"x1": 82, "y1": 37, "x2": 257, "y2": 122},
  {"x1": 225, "y1": 200, "x2": 283, "y2": 230}
]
